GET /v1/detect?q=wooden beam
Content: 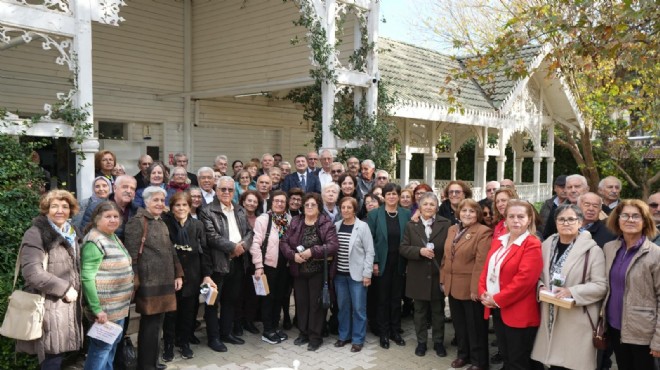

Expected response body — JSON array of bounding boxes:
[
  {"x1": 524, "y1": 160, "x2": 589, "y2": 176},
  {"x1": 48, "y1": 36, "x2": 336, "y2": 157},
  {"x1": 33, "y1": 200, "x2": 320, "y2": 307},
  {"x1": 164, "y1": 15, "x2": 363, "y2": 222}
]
[
  {"x1": 157, "y1": 77, "x2": 315, "y2": 100},
  {"x1": 336, "y1": 69, "x2": 373, "y2": 87},
  {"x1": 0, "y1": 2, "x2": 75, "y2": 36}
]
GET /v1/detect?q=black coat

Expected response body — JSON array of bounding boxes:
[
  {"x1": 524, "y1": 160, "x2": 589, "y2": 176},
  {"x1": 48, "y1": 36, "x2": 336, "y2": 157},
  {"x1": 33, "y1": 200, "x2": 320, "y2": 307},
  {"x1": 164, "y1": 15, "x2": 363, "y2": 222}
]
[
  {"x1": 281, "y1": 172, "x2": 322, "y2": 194},
  {"x1": 586, "y1": 219, "x2": 616, "y2": 248}
]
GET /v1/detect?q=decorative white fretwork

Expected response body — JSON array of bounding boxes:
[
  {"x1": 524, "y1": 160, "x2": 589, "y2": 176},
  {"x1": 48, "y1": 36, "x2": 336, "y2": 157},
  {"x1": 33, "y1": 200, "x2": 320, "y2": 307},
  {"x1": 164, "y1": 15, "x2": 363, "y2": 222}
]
[
  {"x1": 97, "y1": 0, "x2": 126, "y2": 26},
  {"x1": 0, "y1": 26, "x2": 74, "y2": 70},
  {"x1": 8, "y1": 0, "x2": 71, "y2": 14}
]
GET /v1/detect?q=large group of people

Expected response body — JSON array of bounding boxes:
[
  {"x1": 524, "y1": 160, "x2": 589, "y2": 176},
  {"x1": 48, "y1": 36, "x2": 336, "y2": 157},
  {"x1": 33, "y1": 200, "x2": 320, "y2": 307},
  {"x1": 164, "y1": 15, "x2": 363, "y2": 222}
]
[{"x1": 14, "y1": 148, "x2": 660, "y2": 370}]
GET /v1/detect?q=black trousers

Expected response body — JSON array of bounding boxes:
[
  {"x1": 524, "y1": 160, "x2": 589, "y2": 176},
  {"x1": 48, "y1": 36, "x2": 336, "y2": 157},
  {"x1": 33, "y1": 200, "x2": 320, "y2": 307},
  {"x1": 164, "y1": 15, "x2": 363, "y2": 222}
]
[
  {"x1": 492, "y1": 309, "x2": 540, "y2": 370},
  {"x1": 376, "y1": 251, "x2": 403, "y2": 337},
  {"x1": 608, "y1": 326, "x2": 655, "y2": 370},
  {"x1": 219, "y1": 259, "x2": 245, "y2": 337},
  {"x1": 449, "y1": 295, "x2": 489, "y2": 368},
  {"x1": 236, "y1": 254, "x2": 258, "y2": 324},
  {"x1": 261, "y1": 261, "x2": 288, "y2": 332},
  {"x1": 163, "y1": 293, "x2": 197, "y2": 346},
  {"x1": 293, "y1": 271, "x2": 325, "y2": 344},
  {"x1": 280, "y1": 271, "x2": 293, "y2": 322},
  {"x1": 137, "y1": 313, "x2": 165, "y2": 370},
  {"x1": 204, "y1": 271, "x2": 225, "y2": 342}
]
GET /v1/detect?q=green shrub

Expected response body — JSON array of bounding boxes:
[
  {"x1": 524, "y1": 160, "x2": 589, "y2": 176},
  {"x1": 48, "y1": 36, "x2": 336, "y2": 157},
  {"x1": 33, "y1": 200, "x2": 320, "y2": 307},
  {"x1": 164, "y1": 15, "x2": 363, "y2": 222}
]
[{"x1": 0, "y1": 134, "x2": 44, "y2": 369}]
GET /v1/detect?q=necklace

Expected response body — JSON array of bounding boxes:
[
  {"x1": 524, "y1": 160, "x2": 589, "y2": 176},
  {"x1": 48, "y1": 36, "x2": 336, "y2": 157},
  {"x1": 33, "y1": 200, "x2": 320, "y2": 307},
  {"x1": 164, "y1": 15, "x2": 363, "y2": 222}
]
[{"x1": 386, "y1": 210, "x2": 398, "y2": 218}]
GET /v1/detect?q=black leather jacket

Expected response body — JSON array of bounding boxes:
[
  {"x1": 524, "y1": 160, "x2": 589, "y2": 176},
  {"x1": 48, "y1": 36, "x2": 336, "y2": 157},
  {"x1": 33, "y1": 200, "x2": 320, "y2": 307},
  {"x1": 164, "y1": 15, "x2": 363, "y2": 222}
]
[{"x1": 198, "y1": 198, "x2": 253, "y2": 274}]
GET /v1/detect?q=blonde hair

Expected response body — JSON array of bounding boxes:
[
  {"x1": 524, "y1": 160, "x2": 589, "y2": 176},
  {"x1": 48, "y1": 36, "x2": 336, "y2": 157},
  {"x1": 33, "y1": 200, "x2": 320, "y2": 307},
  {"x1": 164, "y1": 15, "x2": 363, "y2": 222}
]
[{"x1": 39, "y1": 189, "x2": 79, "y2": 216}]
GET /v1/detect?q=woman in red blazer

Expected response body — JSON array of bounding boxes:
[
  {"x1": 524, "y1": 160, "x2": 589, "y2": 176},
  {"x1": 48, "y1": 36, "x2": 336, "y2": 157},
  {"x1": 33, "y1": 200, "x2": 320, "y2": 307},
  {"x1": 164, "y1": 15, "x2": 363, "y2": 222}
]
[{"x1": 479, "y1": 200, "x2": 543, "y2": 370}]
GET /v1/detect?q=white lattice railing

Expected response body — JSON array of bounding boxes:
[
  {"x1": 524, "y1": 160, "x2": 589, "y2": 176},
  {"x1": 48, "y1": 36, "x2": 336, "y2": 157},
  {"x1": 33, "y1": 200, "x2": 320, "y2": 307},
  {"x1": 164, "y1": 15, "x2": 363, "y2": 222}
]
[{"x1": 402, "y1": 180, "x2": 551, "y2": 203}]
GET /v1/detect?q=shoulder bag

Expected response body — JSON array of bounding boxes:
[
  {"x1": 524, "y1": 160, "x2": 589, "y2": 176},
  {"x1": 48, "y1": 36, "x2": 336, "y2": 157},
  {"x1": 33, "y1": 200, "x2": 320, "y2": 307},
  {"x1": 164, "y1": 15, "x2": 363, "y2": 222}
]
[
  {"x1": 581, "y1": 249, "x2": 608, "y2": 350},
  {"x1": 0, "y1": 246, "x2": 48, "y2": 340},
  {"x1": 321, "y1": 243, "x2": 332, "y2": 309}
]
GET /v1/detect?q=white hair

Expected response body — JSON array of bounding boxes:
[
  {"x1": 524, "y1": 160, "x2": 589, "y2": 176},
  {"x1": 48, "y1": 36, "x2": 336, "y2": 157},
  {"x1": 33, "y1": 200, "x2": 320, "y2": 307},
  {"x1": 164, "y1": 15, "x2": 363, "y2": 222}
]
[
  {"x1": 598, "y1": 176, "x2": 621, "y2": 189},
  {"x1": 322, "y1": 182, "x2": 340, "y2": 193},
  {"x1": 142, "y1": 186, "x2": 167, "y2": 203},
  {"x1": 197, "y1": 166, "x2": 214, "y2": 177},
  {"x1": 362, "y1": 159, "x2": 375, "y2": 169},
  {"x1": 566, "y1": 174, "x2": 588, "y2": 188}
]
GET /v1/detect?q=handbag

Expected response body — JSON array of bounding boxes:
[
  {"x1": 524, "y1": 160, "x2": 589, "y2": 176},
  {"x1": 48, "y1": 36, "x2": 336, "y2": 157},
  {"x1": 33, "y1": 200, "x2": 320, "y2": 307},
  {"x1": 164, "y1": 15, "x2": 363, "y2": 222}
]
[
  {"x1": 119, "y1": 336, "x2": 138, "y2": 370},
  {"x1": 581, "y1": 250, "x2": 608, "y2": 350},
  {"x1": 0, "y1": 246, "x2": 48, "y2": 341},
  {"x1": 321, "y1": 244, "x2": 332, "y2": 309}
]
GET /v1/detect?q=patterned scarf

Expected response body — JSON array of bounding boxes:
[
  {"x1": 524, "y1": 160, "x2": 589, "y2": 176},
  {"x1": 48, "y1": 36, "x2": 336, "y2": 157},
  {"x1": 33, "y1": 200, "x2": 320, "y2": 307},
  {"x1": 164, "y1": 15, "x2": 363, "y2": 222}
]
[
  {"x1": 48, "y1": 219, "x2": 77, "y2": 255},
  {"x1": 547, "y1": 235, "x2": 576, "y2": 332},
  {"x1": 272, "y1": 213, "x2": 289, "y2": 239}
]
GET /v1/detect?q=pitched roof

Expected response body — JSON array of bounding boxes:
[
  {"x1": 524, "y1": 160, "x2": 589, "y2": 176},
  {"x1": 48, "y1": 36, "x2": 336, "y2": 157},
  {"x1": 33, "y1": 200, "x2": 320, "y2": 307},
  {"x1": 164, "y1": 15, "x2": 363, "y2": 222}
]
[{"x1": 378, "y1": 38, "x2": 543, "y2": 112}]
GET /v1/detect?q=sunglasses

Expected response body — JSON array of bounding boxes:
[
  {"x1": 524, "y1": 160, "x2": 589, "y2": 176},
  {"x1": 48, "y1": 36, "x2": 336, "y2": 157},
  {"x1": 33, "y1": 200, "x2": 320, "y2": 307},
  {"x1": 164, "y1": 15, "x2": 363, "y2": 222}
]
[
  {"x1": 331, "y1": 170, "x2": 343, "y2": 174},
  {"x1": 649, "y1": 202, "x2": 659, "y2": 208},
  {"x1": 377, "y1": 176, "x2": 388, "y2": 180}
]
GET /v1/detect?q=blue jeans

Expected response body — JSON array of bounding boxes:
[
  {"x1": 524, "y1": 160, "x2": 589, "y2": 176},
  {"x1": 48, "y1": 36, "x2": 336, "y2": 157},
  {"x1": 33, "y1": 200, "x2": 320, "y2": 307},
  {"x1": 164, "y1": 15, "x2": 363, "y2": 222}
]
[
  {"x1": 84, "y1": 318, "x2": 125, "y2": 370},
  {"x1": 334, "y1": 274, "x2": 367, "y2": 345}
]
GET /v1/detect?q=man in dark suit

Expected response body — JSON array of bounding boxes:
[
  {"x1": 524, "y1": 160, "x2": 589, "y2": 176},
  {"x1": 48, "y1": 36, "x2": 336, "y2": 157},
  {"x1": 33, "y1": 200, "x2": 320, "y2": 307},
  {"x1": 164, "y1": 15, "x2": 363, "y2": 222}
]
[
  {"x1": 174, "y1": 153, "x2": 198, "y2": 186},
  {"x1": 134, "y1": 154, "x2": 153, "y2": 190},
  {"x1": 281, "y1": 154, "x2": 321, "y2": 193}
]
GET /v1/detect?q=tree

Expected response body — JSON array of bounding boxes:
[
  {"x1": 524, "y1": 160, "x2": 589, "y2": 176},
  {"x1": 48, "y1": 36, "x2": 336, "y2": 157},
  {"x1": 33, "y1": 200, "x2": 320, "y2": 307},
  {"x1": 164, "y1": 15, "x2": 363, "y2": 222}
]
[{"x1": 427, "y1": 0, "x2": 659, "y2": 197}]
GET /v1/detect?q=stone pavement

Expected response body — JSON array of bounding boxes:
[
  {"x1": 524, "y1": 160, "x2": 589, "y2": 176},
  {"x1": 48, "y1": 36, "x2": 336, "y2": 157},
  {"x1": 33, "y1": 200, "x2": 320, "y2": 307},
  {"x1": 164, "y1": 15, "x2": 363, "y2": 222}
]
[{"x1": 126, "y1": 316, "x2": 472, "y2": 370}]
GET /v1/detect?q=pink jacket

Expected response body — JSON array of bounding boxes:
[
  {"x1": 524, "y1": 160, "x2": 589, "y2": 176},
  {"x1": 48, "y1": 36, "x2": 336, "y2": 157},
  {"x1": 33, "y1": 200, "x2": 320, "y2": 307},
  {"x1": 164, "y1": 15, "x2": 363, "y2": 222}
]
[{"x1": 250, "y1": 213, "x2": 286, "y2": 269}]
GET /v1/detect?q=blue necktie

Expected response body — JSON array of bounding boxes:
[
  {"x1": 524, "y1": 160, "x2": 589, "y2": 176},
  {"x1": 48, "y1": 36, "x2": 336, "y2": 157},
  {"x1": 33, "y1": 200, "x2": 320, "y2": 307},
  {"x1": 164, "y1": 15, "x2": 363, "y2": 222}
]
[{"x1": 300, "y1": 174, "x2": 306, "y2": 191}]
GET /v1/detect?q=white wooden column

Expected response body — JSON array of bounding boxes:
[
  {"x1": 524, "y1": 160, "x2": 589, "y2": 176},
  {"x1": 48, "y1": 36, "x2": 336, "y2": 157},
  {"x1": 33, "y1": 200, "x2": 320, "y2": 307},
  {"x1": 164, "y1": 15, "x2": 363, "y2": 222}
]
[
  {"x1": 473, "y1": 127, "x2": 488, "y2": 188},
  {"x1": 321, "y1": 0, "x2": 337, "y2": 151},
  {"x1": 424, "y1": 153, "x2": 438, "y2": 189},
  {"x1": 533, "y1": 156, "x2": 542, "y2": 200},
  {"x1": 450, "y1": 154, "x2": 458, "y2": 181},
  {"x1": 546, "y1": 125, "x2": 555, "y2": 184},
  {"x1": 364, "y1": 0, "x2": 379, "y2": 116},
  {"x1": 515, "y1": 156, "x2": 524, "y2": 183},
  {"x1": 398, "y1": 120, "x2": 411, "y2": 185}
]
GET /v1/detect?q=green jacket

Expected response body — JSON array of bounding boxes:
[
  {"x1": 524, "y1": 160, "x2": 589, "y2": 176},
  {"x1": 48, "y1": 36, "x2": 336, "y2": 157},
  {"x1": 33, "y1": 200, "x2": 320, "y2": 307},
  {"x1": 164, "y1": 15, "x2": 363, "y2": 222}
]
[{"x1": 367, "y1": 205, "x2": 411, "y2": 274}]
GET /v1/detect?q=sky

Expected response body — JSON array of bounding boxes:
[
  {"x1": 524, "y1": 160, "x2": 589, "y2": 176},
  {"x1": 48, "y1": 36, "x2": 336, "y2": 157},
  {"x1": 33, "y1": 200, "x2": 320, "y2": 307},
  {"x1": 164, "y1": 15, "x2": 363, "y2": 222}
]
[{"x1": 378, "y1": 0, "x2": 445, "y2": 52}]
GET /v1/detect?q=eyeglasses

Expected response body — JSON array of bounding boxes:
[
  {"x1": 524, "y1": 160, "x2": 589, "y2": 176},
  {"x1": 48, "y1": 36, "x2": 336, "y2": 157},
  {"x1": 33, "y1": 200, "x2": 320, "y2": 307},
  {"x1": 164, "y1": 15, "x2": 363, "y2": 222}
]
[
  {"x1": 304, "y1": 203, "x2": 317, "y2": 208},
  {"x1": 331, "y1": 170, "x2": 343, "y2": 174},
  {"x1": 557, "y1": 217, "x2": 579, "y2": 225},
  {"x1": 218, "y1": 187, "x2": 234, "y2": 193},
  {"x1": 377, "y1": 176, "x2": 388, "y2": 180},
  {"x1": 448, "y1": 190, "x2": 463, "y2": 196},
  {"x1": 173, "y1": 173, "x2": 187, "y2": 177},
  {"x1": 190, "y1": 195, "x2": 202, "y2": 199},
  {"x1": 272, "y1": 199, "x2": 287, "y2": 204},
  {"x1": 649, "y1": 202, "x2": 659, "y2": 208},
  {"x1": 486, "y1": 188, "x2": 498, "y2": 193},
  {"x1": 619, "y1": 213, "x2": 642, "y2": 222}
]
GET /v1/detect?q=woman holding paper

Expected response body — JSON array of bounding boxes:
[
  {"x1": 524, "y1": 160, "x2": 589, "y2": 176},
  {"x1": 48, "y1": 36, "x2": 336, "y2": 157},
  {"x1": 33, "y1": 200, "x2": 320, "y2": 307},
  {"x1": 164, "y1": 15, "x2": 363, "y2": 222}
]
[
  {"x1": 162, "y1": 192, "x2": 214, "y2": 362},
  {"x1": 531, "y1": 204, "x2": 607, "y2": 370},
  {"x1": 400, "y1": 192, "x2": 451, "y2": 357},
  {"x1": 478, "y1": 200, "x2": 542, "y2": 370},
  {"x1": 251, "y1": 190, "x2": 290, "y2": 345},
  {"x1": 81, "y1": 201, "x2": 134, "y2": 370}
]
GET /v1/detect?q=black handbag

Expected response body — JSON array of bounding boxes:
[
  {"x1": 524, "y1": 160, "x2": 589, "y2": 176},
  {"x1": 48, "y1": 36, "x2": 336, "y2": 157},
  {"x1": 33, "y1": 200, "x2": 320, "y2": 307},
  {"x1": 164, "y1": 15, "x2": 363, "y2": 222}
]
[
  {"x1": 321, "y1": 244, "x2": 332, "y2": 309},
  {"x1": 115, "y1": 336, "x2": 137, "y2": 370}
]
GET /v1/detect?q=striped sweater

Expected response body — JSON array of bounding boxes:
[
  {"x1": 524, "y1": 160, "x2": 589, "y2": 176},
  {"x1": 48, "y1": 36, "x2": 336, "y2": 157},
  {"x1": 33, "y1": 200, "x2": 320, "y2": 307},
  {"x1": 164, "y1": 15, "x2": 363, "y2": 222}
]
[{"x1": 81, "y1": 229, "x2": 134, "y2": 321}]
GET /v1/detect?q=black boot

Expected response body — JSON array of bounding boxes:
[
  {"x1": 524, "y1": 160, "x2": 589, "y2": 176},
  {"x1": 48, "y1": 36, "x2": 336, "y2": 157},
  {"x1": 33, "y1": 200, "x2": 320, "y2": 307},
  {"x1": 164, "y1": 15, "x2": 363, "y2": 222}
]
[{"x1": 162, "y1": 342, "x2": 174, "y2": 362}]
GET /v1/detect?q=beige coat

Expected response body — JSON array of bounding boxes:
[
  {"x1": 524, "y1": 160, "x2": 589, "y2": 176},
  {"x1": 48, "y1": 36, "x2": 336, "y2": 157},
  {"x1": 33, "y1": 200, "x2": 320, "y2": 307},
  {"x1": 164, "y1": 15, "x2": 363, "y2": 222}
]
[
  {"x1": 602, "y1": 237, "x2": 660, "y2": 350},
  {"x1": 531, "y1": 232, "x2": 607, "y2": 370},
  {"x1": 16, "y1": 216, "x2": 84, "y2": 363}
]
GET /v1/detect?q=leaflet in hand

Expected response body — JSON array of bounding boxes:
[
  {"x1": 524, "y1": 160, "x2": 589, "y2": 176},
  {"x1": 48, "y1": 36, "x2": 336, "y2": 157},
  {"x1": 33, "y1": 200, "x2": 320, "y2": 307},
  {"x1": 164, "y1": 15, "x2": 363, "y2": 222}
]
[{"x1": 87, "y1": 321, "x2": 123, "y2": 344}]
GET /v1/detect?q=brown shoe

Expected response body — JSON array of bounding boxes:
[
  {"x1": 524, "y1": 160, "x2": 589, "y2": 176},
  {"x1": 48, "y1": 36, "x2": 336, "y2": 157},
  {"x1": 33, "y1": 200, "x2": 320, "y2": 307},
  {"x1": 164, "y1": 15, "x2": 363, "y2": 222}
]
[
  {"x1": 334, "y1": 339, "x2": 351, "y2": 347},
  {"x1": 350, "y1": 343, "x2": 363, "y2": 352},
  {"x1": 450, "y1": 358, "x2": 468, "y2": 368}
]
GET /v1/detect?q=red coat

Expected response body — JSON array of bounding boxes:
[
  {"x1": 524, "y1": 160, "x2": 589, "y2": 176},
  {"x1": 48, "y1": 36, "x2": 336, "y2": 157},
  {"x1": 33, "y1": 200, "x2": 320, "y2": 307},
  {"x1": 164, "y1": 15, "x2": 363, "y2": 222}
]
[{"x1": 478, "y1": 233, "x2": 543, "y2": 328}]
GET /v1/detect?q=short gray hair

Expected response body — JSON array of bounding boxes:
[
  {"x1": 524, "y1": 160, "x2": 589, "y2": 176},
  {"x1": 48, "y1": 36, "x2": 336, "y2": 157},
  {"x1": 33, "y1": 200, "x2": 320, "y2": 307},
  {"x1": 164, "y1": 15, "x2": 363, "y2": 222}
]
[
  {"x1": 214, "y1": 154, "x2": 228, "y2": 163},
  {"x1": 362, "y1": 159, "x2": 375, "y2": 169},
  {"x1": 566, "y1": 174, "x2": 588, "y2": 188},
  {"x1": 578, "y1": 192, "x2": 602, "y2": 206},
  {"x1": 197, "y1": 166, "x2": 214, "y2": 177},
  {"x1": 375, "y1": 169, "x2": 389, "y2": 178},
  {"x1": 217, "y1": 175, "x2": 235, "y2": 187},
  {"x1": 174, "y1": 153, "x2": 187, "y2": 161},
  {"x1": 598, "y1": 176, "x2": 621, "y2": 189},
  {"x1": 418, "y1": 192, "x2": 439, "y2": 208},
  {"x1": 322, "y1": 182, "x2": 339, "y2": 194},
  {"x1": 172, "y1": 166, "x2": 187, "y2": 176},
  {"x1": 555, "y1": 204, "x2": 584, "y2": 222},
  {"x1": 142, "y1": 186, "x2": 167, "y2": 203}
]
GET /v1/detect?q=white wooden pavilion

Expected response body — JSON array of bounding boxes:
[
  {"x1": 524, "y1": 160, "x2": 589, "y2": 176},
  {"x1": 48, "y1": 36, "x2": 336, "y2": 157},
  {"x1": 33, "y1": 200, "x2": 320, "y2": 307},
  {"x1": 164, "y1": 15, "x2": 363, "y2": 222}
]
[{"x1": 0, "y1": 0, "x2": 582, "y2": 202}]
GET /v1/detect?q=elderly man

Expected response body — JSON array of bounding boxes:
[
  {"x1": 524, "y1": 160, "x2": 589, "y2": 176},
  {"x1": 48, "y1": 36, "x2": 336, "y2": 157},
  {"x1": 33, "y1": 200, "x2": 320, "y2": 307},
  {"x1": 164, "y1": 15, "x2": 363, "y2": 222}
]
[
  {"x1": 280, "y1": 161, "x2": 292, "y2": 177},
  {"x1": 83, "y1": 175, "x2": 138, "y2": 241},
  {"x1": 649, "y1": 192, "x2": 660, "y2": 245},
  {"x1": 543, "y1": 174, "x2": 590, "y2": 239},
  {"x1": 214, "y1": 155, "x2": 229, "y2": 176},
  {"x1": 598, "y1": 176, "x2": 622, "y2": 214},
  {"x1": 134, "y1": 154, "x2": 153, "y2": 190},
  {"x1": 578, "y1": 192, "x2": 616, "y2": 247},
  {"x1": 346, "y1": 156, "x2": 360, "y2": 178},
  {"x1": 199, "y1": 176, "x2": 253, "y2": 353},
  {"x1": 281, "y1": 154, "x2": 321, "y2": 193},
  {"x1": 317, "y1": 149, "x2": 334, "y2": 188},
  {"x1": 479, "y1": 180, "x2": 500, "y2": 207},
  {"x1": 499, "y1": 178, "x2": 515, "y2": 190},
  {"x1": 198, "y1": 167, "x2": 216, "y2": 205},
  {"x1": 307, "y1": 151, "x2": 320, "y2": 172},
  {"x1": 330, "y1": 162, "x2": 345, "y2": 183},
  {"x1": 259, "y1": 153, "x2": 275, "y2": 176},
  {"x1": 256, "y1": 174, "x2": 273, "y2": 214},
  {"x1": 174, "y1": 152, "x2": 198, "y2": 186},
  {"x1": 538, "y1": 175, "x2": 567, "y2": 235},
  {"x1": 357, "y1": 159, "x2": 376, "y2": 196},
  {"x1": 375, "y1": 170, "x2": 390, "y2": 188}
]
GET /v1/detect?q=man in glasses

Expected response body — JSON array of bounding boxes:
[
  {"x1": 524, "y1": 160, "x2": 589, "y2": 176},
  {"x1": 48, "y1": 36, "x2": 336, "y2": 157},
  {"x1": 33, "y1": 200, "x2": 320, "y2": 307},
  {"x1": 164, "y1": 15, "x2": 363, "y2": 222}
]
[
  {"x1": 375, "y1": 170, "x2": 390, "y2": 188},
  {"x1": 317, "y1": 149, "x2": 334, "y2": 188},
  {"x1": 330, "y1": 162, "x2": 345, "y2": 183},
  {"x1": 478, "y1": 180, "x2": 500, "y2": 206},
  {"x1": 649, "y1": 192, "x2": 660, "y2": 245},
  {"x1": 346, "y1": 156, "x2": 360, "y2": 178},
  {"x1": 198, "y1": 176, "x2": 253, "y2": 353},
  {"x1": 578, "y1": 192, "x2": 616, "y2": 247},
  {"x1": 174, "y1": 152, "x2": 198, "y2": 186},
  {"x1": 539, "y1": 175, "x2": 567, "y2": 236}
]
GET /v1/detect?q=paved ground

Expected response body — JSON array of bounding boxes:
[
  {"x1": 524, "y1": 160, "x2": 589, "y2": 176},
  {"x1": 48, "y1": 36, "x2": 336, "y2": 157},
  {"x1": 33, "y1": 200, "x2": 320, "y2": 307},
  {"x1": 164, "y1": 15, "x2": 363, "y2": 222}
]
[{"x1": 65, "y1": 312, "x2": 480, "y2": 370}]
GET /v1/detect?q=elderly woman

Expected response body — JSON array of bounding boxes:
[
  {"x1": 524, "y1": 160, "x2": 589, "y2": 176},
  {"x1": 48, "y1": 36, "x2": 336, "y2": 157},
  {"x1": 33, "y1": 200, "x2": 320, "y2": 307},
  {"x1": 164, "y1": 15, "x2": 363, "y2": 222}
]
[
  {"x1": 441, "y1": 199, "x2": 493, "y2": 370},
  {"x1": 73, "y1": 176, "x2": 112, "y2": 229},
  {"x1": 81, "y1": 201, "x2": 134, "y2": 370},
  {"x1": 367, "y1": 183, "x2": 412, "y2": 349},
  {"x1": 251, "y1": 190, "x2": 290, "y2": 344},
  {"x1": 112, "y1": 164, "x2": 126, "y2": 177},
  {"x1": 169, "y1": 166, "x2": 190, "y2": 193},
  {"x1": 162, "y1": 192, "x2": 214, "y2": 362},
  {"x1": 233, "y1": 169, "x2": 257, "y2": 203},
  {"x1": 280, "y1": 193, "x2": 339, "y2": 351},
  {"x1": 134, "y1": 162, "x2": 176, "y2": 209},
  {"x1": 479, "y1": 200, "x2": 543, "y2": 370},
  {"x1": 361, "y1": 192, "x2": 383, "y2": 219},
  {"x1": 333, "y1": 197, "x2": 375, "y2": 353},
  {"x1": 239, "y1": 190, "x2": 262, "y2": 228},
  {"x1": 602, "y1": 200, "x2": 660, "y2": 369},
  {"x1": 189, "y1": 186, "x2": 204, "y2": 219},
  {"x1": 280, "y1": 161, "x2": 292, "y2": 177},
  {"x1": 16, "y1": 190, "x2": 83, "y2": 369},
  {"x1": 400, "y1": 192, "x2": 451, "y2": 357},
  {"x1": 531, "y1": 204, "x2": 607, "y2": 370},
  {"x1": 95, "y1": 150, "x2": 116, "y2": 186},
  {"x1": 322, "y1": 182, "x2": 341, "y2": 223},
  {"x1": 125, "y1": 186, "x2": 183, "y2": 370},
  {"x1": 438, "y1": 180, "x2": 472, "y2": 225},
  {"x1": 269, "y1": 166, "x2": 283, "y2": 191}
]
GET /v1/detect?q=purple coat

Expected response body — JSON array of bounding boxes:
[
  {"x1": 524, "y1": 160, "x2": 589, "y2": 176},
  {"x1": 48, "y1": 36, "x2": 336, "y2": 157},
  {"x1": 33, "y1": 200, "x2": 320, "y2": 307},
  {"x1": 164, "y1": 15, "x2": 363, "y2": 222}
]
[{"x1": 279, "y1": 213, "x2": 338, "y2": 278}]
